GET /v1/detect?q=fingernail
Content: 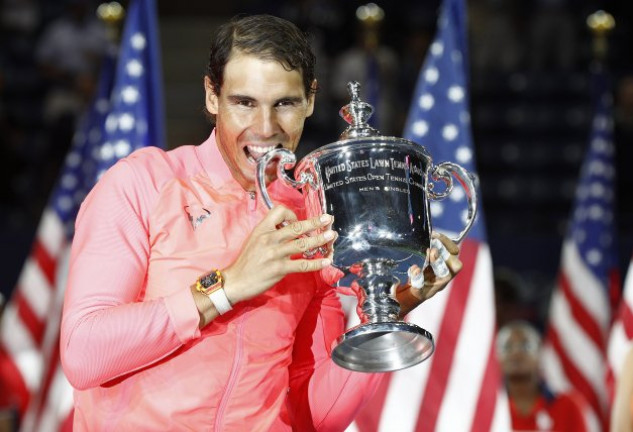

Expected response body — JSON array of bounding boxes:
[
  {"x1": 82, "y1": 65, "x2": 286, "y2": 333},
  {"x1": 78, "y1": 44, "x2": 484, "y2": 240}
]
[
  {"x1": 431, "y1": 258, "x2": 450, "y2": 278},
  {"x1": 431, "y1": 238, "x2": 451, "y2": 261},
  {"x1": 410, "y1": 272, "x2": 425, "y2": 289},
  {"x1": 322, "y1": 258, "x2": 332, "y2": 267},
  {"x1": 324, "y1": 230, "x2": 335, "y2": 240},
  {"x1": 320, "y1": 214, "x2": 331, "y2": 224}
]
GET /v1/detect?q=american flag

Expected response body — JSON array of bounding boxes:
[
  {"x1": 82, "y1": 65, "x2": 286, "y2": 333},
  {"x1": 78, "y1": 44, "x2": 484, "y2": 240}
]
[
  {"x1": 541, "y1": 65, "x2": 618, "y2": 432},
  {"x1": 0, "y1": 0, "x2": 164, "y2": 430},
  {"x1": 349, "y1": 0, "x2": 511, "y2": 430}
]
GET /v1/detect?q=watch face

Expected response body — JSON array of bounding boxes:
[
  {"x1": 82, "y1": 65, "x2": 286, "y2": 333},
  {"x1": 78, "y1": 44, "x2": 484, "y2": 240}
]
[{"x1": 200, "y1": 271, "x2": 220, "y2": 288}]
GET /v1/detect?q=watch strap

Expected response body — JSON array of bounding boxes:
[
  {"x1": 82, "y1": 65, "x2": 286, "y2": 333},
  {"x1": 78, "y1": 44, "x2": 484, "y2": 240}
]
[{"x1": 209, "y1": 287, "x2": 233, "y2": 315}]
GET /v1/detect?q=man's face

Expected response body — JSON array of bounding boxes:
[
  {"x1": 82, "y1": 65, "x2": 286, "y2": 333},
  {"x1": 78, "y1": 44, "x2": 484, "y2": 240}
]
[
  {"x1": 498, "y1": 327, "x2": 540, "y2": 379},
  {"x1": 205, "y1": 52, "x2": 315, "y2": 191}
]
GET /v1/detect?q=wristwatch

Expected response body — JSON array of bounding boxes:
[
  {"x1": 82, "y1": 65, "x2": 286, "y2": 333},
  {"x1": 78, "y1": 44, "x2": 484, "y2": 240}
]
[{"x1": 194, "y1": 269, "x2": 233, "y2": 315}]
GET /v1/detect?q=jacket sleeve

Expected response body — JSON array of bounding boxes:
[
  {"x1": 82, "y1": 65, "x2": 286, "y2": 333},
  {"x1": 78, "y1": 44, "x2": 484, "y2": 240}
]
[
  {"x1": 287, "y1": 274, "x2": 384, "y2": 431},
  {"x1": 60, "y1": 155, "x2": 201, "y2": 390}
]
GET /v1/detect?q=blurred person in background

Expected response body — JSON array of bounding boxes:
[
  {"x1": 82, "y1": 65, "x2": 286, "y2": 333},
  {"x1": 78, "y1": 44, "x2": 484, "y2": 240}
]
[{"x1": 498, "y1": 320, "x2": 589, "y2": 431}]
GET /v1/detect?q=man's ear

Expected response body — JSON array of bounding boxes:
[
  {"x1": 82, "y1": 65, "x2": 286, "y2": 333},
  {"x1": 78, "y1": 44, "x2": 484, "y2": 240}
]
[
  {"x1": 306, "y1": 79, "x2": 317, "y2": 117},
  {"x1": 204, "y1": 76, "x2": 218, "y2": 115}
]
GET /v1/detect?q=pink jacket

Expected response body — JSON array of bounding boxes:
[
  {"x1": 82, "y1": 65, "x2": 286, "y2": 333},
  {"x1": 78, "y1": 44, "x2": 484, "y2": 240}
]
[{"x1": 60, "y1": 132, "x2": 382, "y2": 431}]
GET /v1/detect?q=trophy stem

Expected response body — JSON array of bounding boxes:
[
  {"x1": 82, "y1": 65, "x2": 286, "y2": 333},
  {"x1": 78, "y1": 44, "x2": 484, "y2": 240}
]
[
  {"x1": 331, "y1": 258, "x2": 435, "y2": 373},
  {"x1": 356, "y1": 259, "x2": 400, "y2": 324}
]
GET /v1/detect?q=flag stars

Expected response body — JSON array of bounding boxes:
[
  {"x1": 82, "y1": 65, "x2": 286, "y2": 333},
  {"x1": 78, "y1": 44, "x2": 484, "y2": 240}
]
[
  {"x1": 442, "y1": 124, "x2": 458, "y2": 141},
  {"x1": 448, "y1": 85, "x2": 464, "y2": 102},
  {"x1": 586, "y1": 249, "x2": 602, "y2": 266},
  {"x1": 118, "y1": 113, "x2": 135, "y2": 131},
  {"x1": 430, "y1": 201, "x2": 444, "y2": 218},
  {"x1": 425, "y1": 66, "x2": 439, "y2": 84},
  {"x1": 57, "y1": 195, "x2": 73, "y2": 211},
  {"x1": 61, "y1": 174, "x2": 78, "y2": 189},
  {"x1": 588, "y1": 204, "x2": 604, "y2": 220},
  {"x1": 65, "y1": 152, "x2": 81, "y2": 167},
  {"x1": 593, "y1": 115, "x2": 610, "y2": 131},
  {"x1": 430, "y1": 41, "x2": 444, "y2": 56},
  {"x1": 121, "y1": 86, "x2": 140, "y2": 104},
  {"x1": 419, "y1": 93, "x2": 434, "y2": 110},
  {"x1": 130, "y1": 32, "x2": 146, "y2": 50},
  {"x1": 114, "y1": 140, "x2": 131, "y2": 157},
  {"x1": 589, "y1": 182, "x2": 606, "y2": 198},
  {"x1": 450, "y1": 187, "x2": 465, "y2": 202},
  {"x1": 105, "y1": 113, "x2": 118, "y2": 133},
  {"x1": 455, "y1": 146, "x2": 472, "y2": 163},
  {"x1": 100, "y1": 142, "x2": 115, "y2": 160},
  {"x1": 412, "y1": 120, "x2": 429, "y2": 137},
  {"x1": 126, "y1": 59, "x2": 144, "y2": 77},
  {"x1": 591, "y1": 137, "x2": 607, "y2": 152},
  {"x1": 588, "y1": 160, "x2": 605, "y2": 176}
]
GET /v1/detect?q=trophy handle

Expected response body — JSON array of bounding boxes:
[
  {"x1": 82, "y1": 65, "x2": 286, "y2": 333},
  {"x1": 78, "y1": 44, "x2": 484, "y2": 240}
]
[
  {"x1": 256, "y1": 147, "x2": 307, "y2": 208},
  {"x1": 427, "y1": 162, "x2": 478, "y2": 243},
  {"x1": 256, "y1": 148, "x2": 324, "y2": 258}
]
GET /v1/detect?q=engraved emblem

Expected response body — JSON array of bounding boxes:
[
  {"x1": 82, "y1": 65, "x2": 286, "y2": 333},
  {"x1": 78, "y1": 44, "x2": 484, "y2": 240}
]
[{"x1": 185, "y1": 204, "x2": 211, "y2": 230}]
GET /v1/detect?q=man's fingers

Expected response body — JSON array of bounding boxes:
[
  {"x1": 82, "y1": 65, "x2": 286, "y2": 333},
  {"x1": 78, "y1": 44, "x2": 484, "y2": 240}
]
[
  {"x1": 276, "y1": 213, "x2": 332, "y2": 242},
  {"x1": 262, "y1": 205, "x2": 298, "y2": 231},
  {"x1": 289, "y1": 257, "x2": 332, "y2": 273},
  {"x1": 431, "y1": 231, "x2": 460, "y2": 255},
  {"x1": 281, "y1": 229, "x2": 337, "y2": 256},
  {"x1": 429, "y1": 238, "x2": 462, "y2": 277}
]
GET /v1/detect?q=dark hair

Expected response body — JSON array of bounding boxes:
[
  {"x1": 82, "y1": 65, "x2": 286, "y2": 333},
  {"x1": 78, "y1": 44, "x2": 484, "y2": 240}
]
[{"x1": 206, "y1": 14, "x2": 316, "y2": 97}]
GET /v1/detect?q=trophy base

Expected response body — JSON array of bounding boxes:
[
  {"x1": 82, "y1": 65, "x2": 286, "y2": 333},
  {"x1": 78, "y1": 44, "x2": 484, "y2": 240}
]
[{"x1": 331, "y1": 321, "x2": 434, "y2": 372}]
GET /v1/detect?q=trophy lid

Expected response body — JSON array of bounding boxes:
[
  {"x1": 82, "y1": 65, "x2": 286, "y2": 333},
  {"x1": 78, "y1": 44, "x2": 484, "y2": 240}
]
[{"x1": 339, "y1": 81, "x2": 381, "y2": 139}]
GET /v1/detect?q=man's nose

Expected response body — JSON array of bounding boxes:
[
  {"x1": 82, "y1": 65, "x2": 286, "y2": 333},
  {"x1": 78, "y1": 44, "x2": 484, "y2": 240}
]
[{"x1": 254, "y1": 107, "x2": 278, "y2": 137}]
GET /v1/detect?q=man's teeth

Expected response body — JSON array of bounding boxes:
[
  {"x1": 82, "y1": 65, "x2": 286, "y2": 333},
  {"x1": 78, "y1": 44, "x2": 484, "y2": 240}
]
[{"x1": 247, "y1": 145, "x2": 277, "y2": 155}]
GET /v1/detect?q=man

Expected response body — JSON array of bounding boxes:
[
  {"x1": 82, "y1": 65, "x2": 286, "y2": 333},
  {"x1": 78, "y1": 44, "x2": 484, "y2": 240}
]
[
  {"x1": 497, "y1": 321, "x2": 588, "y2": 432},
  {"x1": 61, "y1": 14, "x2": 462, "y2": 431}
]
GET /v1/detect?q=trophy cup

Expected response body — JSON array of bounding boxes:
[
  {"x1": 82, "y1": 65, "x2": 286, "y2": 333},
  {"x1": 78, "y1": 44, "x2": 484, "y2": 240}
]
[{"x1": 257, "y1": 82, "x2": 478, "y2": 372}]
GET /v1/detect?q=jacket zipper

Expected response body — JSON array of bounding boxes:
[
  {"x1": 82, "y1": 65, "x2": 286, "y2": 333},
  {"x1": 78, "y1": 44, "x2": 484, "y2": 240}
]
[
  {"x1": 214, "y1": 192, "x2": 255, "y2": 428},
  {"x1": 214, "y1": 314, "x2": 245, "y2": 430},
  {"x1": 248, "y1": 190, "x2": 257, "y2": 211}
]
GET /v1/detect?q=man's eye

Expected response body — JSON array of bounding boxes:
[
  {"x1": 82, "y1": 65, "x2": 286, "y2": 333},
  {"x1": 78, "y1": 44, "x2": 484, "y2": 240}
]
[
  {"x1": 236, "y1": 99, "x2": 254, "y2": 107},
  {"x1": 276, "y1": 100, "x2": 296, "y2": 108}
]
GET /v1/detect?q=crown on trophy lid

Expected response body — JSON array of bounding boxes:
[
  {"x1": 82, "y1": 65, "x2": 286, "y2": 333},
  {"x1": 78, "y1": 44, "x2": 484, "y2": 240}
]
[{"x1": 339, "y1": 81, "x2": 380, "y2": 139}]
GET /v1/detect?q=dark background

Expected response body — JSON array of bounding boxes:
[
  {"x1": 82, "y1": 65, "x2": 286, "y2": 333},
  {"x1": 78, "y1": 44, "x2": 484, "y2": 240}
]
[{"x1": 1, "y1": 0, "x2": 632, "y2": 326}]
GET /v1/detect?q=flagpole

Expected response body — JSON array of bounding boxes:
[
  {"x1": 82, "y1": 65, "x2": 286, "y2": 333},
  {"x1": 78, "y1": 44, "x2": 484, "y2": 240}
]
[
  {"x1": 587, "y1": 10, "x2": 615, "y2": 65},
  {"x1": 97, "y1": 1, "x2": 125, "y2": 44}
]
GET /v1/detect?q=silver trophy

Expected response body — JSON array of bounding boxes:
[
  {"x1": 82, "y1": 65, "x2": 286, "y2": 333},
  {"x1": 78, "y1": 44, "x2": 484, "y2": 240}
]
[{"x1": 257, "y1": 82, "x2": 478, "y2": 372}]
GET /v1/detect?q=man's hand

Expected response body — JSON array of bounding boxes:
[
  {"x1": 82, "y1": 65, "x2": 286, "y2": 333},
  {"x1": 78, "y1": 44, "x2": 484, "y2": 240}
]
[
  {"x1": 221, "y1": 205, "x2": 337, "y2": 305},
  {"x1": 396, "y1": 232, "x2": 463, "y2": 317}
]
